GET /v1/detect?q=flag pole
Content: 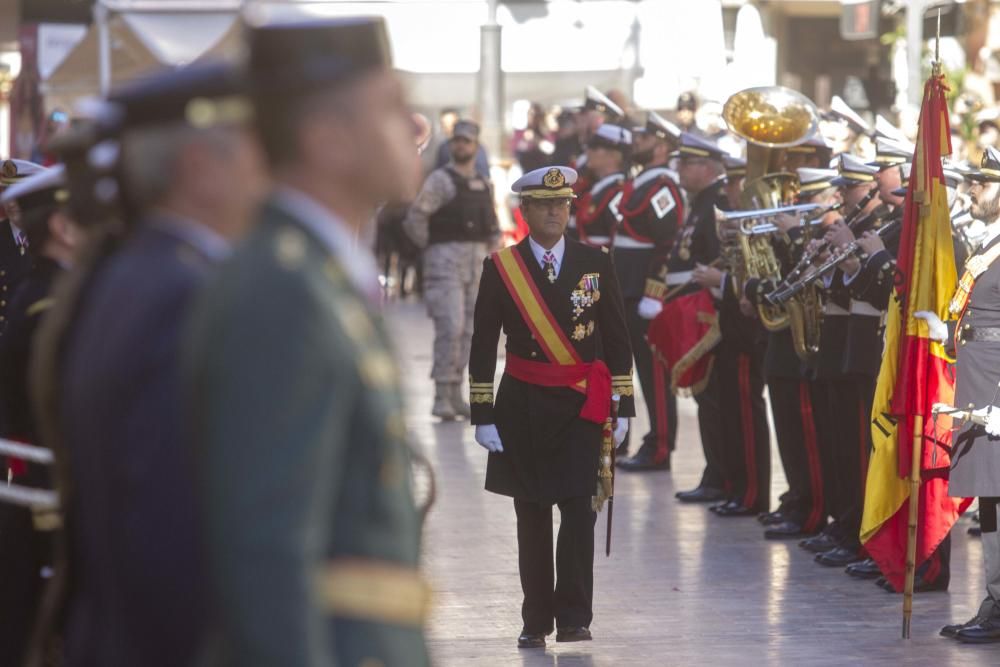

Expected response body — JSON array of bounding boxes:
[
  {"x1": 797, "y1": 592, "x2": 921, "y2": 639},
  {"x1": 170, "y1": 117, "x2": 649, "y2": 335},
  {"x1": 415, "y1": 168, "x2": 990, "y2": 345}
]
[
  {"x1": 902, "y1": 414, "x2": 924, "y2": 639},
  {"x1": 901, "y1": 7, "x2": 942, "y2": 641}
]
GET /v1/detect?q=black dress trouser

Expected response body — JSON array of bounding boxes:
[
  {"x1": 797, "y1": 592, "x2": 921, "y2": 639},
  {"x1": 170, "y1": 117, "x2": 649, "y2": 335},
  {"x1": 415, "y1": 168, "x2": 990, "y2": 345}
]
[
  {"x1": 717, "y1": 341, "x2": 770, "y2": 512},
  {"x1": 695, "y1": 361, "x2": 727, "y2": 491},
  {"x1": 624, "y1": 298, "x2": 677, "y2": 460},
  {"x1": 514, "y1": 496, "x2": 597, "y2": 633},
  {"x1": 768, "y1": 377, "x2": 825, "y2": 532}
]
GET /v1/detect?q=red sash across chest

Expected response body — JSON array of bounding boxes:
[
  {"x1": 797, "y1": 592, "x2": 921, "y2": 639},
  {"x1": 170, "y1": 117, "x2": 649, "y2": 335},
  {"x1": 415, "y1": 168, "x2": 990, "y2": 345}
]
[{"x1": 491, "y1": 246, "x2": 611, "y2": 423}]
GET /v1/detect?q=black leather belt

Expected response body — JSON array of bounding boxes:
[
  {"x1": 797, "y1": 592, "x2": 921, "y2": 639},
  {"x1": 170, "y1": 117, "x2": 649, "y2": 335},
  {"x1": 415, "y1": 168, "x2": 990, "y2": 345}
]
[{"x1": 961, "y1": 326, "x2": 1000, "y2": 343}]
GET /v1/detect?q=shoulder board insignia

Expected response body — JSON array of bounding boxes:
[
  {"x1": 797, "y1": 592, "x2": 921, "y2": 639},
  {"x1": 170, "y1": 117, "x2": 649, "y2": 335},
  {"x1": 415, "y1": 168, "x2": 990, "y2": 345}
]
[{"x1": 601, "y1": 246, "x2": 610, "y2": 254}]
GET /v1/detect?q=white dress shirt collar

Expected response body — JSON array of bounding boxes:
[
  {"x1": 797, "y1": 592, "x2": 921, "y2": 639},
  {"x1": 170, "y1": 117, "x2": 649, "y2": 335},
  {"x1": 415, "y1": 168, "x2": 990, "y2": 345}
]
[
  {"x1": 528, "y1": 235, "x2": 566, "y2": 276},
  {"x1": 271, "y1": 186, "x2": 381, "y2": 301}
]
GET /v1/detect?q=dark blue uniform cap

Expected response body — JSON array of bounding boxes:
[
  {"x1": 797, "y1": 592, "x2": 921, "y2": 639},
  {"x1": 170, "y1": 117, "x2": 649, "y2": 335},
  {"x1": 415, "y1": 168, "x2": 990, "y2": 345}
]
[
  {"x1": 249, "y1": 16, "x2": 392, "y2": 95},
  {"x1": 108, "y1": 60, "x2": 251, "y2": 131}
]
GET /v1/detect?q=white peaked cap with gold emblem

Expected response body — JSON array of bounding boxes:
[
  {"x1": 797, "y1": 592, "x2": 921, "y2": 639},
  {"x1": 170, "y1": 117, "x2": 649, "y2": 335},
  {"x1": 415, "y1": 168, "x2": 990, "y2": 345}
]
[{"x1": 512, "y1": 166, "x2": 578, "y2": 199}]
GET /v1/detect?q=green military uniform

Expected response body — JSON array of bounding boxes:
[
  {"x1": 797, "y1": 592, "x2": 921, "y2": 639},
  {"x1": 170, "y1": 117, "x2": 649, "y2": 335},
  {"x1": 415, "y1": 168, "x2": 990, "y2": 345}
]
[{"x1": 186, "y1": 199, "x2": 430, "y2": 666}]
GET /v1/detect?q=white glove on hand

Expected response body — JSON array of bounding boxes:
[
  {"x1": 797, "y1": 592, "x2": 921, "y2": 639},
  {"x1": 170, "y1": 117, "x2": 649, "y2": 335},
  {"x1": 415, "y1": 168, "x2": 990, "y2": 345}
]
[
  {"x1": 475, "y1": 424, "x2": 504, "y2": 453},
  {"x1": 913, "y1": 310, "x2": 948, "y2": 343},
  {"x1": 973, "y1": 406, "x2": 1000, "y2": 437},
  {"x1": 638, "y1": 297, "x2": 664, "y2": 320},
  {"x1": 613, "y1": 419, "x2": 629, "y2": 446}
]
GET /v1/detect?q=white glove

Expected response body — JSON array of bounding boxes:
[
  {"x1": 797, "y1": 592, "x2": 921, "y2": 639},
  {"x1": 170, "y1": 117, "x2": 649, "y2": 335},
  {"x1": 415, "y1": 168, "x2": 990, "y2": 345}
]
[
  {"x1": 475, "y1": 424, "x2": 504, "y2": 453},
  {"x1": 638, "y1": 297, "x2": 663, "y2": 320},
  {"x1": 613, "y1": 419, "x2": 629, "y2": 446},
  {"x1": 913, "y1": 310, "x2": 948, "y2": 343},
  {"x1": 973, "y1": 406, "x2": 1000, "y2": 437}
]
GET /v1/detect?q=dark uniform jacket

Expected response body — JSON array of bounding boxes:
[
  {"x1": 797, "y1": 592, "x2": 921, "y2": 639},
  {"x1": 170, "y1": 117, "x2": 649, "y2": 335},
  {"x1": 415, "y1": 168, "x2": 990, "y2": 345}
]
[
  {"x1": 186, "y1": 199, "x2": 429, "y2": 667},
  {"x1": 664, "y1": 178, "x2": 724, "y2": 300},
  {"x1": 57, "y1": 220, "x2": 220, "y2": 667},
  {"x1": 572, "y1": 172, "x2": 626, "y2": 248},
  {"x1": 469, "y1": 237, "x2": 634, "y2": 503},
  {"x1": 615, "y1": 166, "x2": 684, "y2": 301},
  {"x1": 0, "y1": 218, "x2": 33, "y2": 342},
  {"x1": 0, "y1": 256, "x2": 60, "y2": 666}
]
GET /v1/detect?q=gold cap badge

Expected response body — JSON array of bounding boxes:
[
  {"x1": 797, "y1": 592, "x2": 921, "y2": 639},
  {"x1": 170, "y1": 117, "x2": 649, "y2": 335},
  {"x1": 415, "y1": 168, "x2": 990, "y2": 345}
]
[{"x1": 543, "y1": 168, "x2": 566, "y2": 189}]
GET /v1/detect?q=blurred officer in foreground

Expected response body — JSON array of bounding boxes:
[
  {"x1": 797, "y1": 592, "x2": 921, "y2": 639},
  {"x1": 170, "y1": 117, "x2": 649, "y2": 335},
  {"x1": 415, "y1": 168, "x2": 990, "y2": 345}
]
[
  {"x1": 0, "y1": 165, "x2": 76, "y2": 666},
  {"x1": 185, "y1": 17, "x2": 432, "y2": 666},
  {"x1": 469, "y1": 165, "x2": 633, "y2": 649},
  {"x1": 1, "y1": 159, "x2": 44, "y2": 340},
  {"x1": 403, "y1": 119, "x2": 500, "y2": 420},
  {"x1": 43, "y1": 63, "x2": 266, "y2": 667}
]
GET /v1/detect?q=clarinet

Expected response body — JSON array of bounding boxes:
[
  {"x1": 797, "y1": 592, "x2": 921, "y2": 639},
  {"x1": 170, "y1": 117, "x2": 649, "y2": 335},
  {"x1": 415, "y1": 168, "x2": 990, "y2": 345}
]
[
  {"x1": 769, "y1": 217, "x2": 900, "y2": 304},
  {"x1": 775, "y1": 188, "x2": 880, "y2": 293}
]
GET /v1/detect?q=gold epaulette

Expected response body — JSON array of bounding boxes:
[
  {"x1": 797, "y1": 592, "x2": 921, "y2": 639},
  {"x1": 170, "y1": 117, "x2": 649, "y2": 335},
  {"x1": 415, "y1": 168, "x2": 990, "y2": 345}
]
[
  {"x1": 470, "y1": 379, "x2": 494, "y2": 405},
  {"x1": 318, "y1": 559, "x2": 431, "y2": 627},
  {"x1": 26, "y1": 298, "x2": 55, "y2": 317},
  {"x1": 611, "y1": 374, "x2": 635, "y2": 397}
]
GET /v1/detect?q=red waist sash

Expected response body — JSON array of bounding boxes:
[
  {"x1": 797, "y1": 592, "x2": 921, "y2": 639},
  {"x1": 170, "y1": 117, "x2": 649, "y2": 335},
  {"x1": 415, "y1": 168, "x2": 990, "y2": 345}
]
[{"x1": 504, "y1": 353, "x2": 611, "y2": 424}]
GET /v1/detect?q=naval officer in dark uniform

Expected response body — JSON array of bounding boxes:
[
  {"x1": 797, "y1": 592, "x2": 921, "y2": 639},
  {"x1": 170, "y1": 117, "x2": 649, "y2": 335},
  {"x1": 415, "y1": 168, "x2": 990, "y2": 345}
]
[
  {"x1": 0, "y1": 165, "x2": 76, "y2": 667},
  {"x1": 43, "y1": 63, "x2": 266, "y2": 667},
  {"x1": 186, "y1": 18, "x2": 432, "y2": 666},
  {"x1": 470, "y1": 165, "x2": 634, "y2": 649},
  {"x1": 1, "y1": 160, "x2": 44, "y2": 340}
]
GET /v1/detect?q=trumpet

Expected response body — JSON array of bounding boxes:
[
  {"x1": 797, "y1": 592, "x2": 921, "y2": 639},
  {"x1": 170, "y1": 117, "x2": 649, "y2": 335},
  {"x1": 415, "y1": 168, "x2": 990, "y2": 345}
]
[
  {"x1": 719, "y1": 202, "x2": 831, "y2": 223},
  {"x1": 772, "y1": 189, "x2": 879, "y2": 295},
  {"x1": 767, "y1": 217, "x2": 900, "y2": 304}
]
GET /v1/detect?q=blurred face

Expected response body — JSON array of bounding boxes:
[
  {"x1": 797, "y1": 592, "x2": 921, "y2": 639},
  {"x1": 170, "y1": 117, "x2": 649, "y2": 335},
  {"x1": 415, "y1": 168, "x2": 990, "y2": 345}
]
[
  {"x1": 840, "y1": 182, "x2": 875, "y2": 210},
  {"x1": 3, "y1": 199, "x2": 21, "y2": 228},
  {"x1": 183, "y1": 126, "x2": 268, "y2": 239},
  {"x1": 969, "y1": 180, "x2": 1000, "y2": 223},
  {"x1": 723, "y1": 177, "x2": 744, "y2": 208},
  {"x1": 585, "y1": 145, "x2": 623, "y2": 178},
  {"x1": 520, "y1": 197, "x2": 571, "y2": 245},
  {"x1": 632, "y1": 132, "x2": 659, "y2": 166},
  {"x1": 876, "y1": 166, "x2": 903, "y2": 205},
  {"x1": 449, "y1": 135, "x2": 478, "y2": 164},
  {"x1": 678, "y1": 157, "x2": 719, "y2": 194},
  {"x1": 305, "y1": 71, "x2": 423, "y2": 206}
]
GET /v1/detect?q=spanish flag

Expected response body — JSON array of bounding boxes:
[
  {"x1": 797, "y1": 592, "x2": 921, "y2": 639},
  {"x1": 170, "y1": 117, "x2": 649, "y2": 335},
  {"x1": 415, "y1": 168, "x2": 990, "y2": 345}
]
[{"x1": 860, "y1": 72, "x2": 971, "y2": 590}]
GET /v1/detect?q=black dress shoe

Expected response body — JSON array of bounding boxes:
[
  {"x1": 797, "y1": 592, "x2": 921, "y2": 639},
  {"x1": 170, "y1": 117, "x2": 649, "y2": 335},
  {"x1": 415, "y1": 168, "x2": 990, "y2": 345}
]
[
  {"x1": 957, "y1": 617, "x2": 1000, "y2": 644},
  {"x1": 845, "y1": 558, "x2": 881, "y2": 579},
  {"x1": 764, "y1": 520, "x2": 810, "y2": 540},
  {"x1": 815, "y1": 547, "x2": 862, "y2": 567},
  {"x1": 714, "y1": 502, "x2": 758, "y2": 517},
  {"x1": 517, "y1": 632, "x2": 546, "y2": 649},
  {"x1": 617, "y1": 443, "x2": 669, "y2": 471},
  {"x1": 799, "y1": 533, "x2": 838, "y2": 553},
  {"x1": 941, "y1": 599, "x2": 997, "y2": 639},
  {"x1": 555, "y1": 626, "x2": 592, "y2": 643},
  {"x1": 877, "y1": 575, "x2": 948, "y2": 594},
  {"x1": 758, "y1": 509, "x2": 786, "y2": 526},
  {"x1": 969, "y1": 526, "x2": 982, "y2": 537},
  {"x1": 675, "y1": 486, "x2": 726, "y2": 503},
  {"x1": 615, "y1": 441, "x2": 629, "y2": 458}
]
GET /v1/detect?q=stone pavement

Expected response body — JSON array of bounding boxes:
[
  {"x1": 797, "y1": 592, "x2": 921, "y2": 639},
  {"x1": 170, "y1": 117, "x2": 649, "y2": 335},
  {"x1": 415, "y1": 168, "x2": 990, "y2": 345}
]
[{"x1": 388, "y1": 300, "x2": 995, "y2": 666}]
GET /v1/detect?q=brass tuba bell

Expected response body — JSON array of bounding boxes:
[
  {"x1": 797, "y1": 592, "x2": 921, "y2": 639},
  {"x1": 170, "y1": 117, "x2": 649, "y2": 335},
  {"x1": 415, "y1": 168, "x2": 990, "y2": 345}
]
[{"x1": 722, "y1": 86, "x2": 823, "y2": 359}]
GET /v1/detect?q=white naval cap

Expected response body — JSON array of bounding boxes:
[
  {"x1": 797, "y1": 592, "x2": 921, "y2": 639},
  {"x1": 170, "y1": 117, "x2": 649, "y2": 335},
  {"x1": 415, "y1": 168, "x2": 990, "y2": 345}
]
[
  {"x1": 831, "y1": 152, "x2": 878, "y2": 186},
  {"x1": 796, "y1": 167, "x2": 838, "y2": 193},
  {"x1": 588, "y1": 123, "x2": 632, "y2": 150},
  {"x1": 1, "y1": 159, "x2": 45, "y2": 187},
  {"x1": 874, "y1": 114, "x2": 908, "y2": 142},
  {"x1": 0, "y1": 164, "x2": 67, "y2": 209},
  {"x1": 512, "y1": 166, "x2": 578, "y2": 199},
  {"x1": 829, "y1": 95, "x2": 870, "y2": 134}
]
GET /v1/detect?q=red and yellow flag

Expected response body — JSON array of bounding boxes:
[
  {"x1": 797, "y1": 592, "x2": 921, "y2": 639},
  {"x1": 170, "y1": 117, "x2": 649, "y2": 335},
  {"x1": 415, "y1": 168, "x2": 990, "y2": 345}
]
[{"x1": 860, "y1": 72, "x2": 972, "y2": 590}]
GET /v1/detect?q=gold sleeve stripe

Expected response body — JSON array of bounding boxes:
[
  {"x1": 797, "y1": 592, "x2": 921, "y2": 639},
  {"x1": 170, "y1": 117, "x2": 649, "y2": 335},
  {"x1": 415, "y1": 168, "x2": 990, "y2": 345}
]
[
  {"x1": 470, "y1": 393, "x2": 494, "y2": 404},
  {"x1": 318, "y1": 560, "x2": 431, "y2": 627},
  {"x1": 644, "y1": 279, "x2": 666, "y2": 301}
]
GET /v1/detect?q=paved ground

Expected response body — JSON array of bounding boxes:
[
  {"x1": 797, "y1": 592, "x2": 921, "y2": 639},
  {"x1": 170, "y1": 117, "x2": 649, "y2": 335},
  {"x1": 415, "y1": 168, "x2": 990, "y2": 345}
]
[{"x1": 388, "y1": 300, "x2": 996, "y2": 666}]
